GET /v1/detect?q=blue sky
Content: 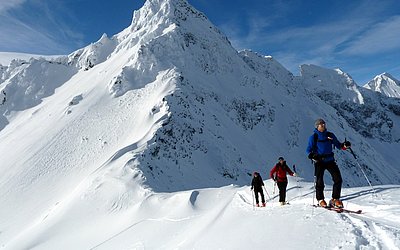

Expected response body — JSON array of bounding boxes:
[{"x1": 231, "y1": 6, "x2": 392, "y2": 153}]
[{"x1": 0, "y1": 0, "x2": 399, "y2": 84}]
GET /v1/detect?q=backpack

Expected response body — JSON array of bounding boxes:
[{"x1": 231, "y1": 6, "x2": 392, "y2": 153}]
[
  {"x1": 312, "y1": 131, "x2": 333, "y2": 152},
  {"x1": 312, "y1": 132, "x2": 335, "y2": 160}
]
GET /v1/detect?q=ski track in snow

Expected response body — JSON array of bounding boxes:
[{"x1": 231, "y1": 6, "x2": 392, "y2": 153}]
[
  {"x1": 234, "y1": 183, "x2": 400, "y2": 250},
  {"x1": 348, "y1": 215, "x2": 399, "y2": 250},
  {"x1": 2, "y1": 172, "x2": 400, "y2": 249},
  {"x1": 344, "y1": 213, "x2": 400, "y2": 250},
  {"x1": 38, "y1": 179, "x2": 390, "y2": 250}
]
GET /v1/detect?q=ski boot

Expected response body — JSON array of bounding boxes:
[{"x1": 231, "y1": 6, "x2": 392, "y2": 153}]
[
  {"x1": 330, "y1": 199, "x2": 343, "y2": 208},
  {"x1": 318, "y1": 200, "x2": 327, "y2": 208}
]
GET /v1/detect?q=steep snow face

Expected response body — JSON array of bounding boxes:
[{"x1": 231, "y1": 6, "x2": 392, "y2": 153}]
[
  {"x1": 364, "y1": 73, "x2": 400, "y2": 98},
  {"x1": 107, "y1": 0, "x2": 235, "y2": 98},
  {"x1": 300, "y1": 64, "x2": 363, "y2": 104}
]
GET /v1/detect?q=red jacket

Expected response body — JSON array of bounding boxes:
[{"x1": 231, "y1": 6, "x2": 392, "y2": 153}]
[{"x1": 270, "y1": 161, "x2": 294, "y2": 182}]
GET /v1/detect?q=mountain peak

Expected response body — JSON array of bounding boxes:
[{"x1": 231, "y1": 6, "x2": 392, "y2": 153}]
[
  {"x1": 364, "y1": 72, "x2": 400, "y2": 98},
  {"x1": 128, "y1": 0, "x2": 207, "y2": 33},
  {"x1": 375, "y1": 72, "x2": 398, "y2": 83}
]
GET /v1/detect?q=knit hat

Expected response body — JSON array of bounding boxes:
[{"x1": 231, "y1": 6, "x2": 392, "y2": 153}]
[{"x1": 315, "y1": 118, "x2": 325, "y2": 128}]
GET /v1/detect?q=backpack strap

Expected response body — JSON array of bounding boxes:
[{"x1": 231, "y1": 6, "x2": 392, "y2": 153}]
[{"x1": 313, "y1": 133, "x2": 318, "y2": 153}]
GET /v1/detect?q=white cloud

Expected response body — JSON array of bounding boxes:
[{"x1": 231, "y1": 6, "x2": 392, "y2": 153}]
[
  {"x1": 340, "y1": 16, "x2": 400, "y2": 55},
  {"x1": 228, "y1": 17, "x2": 368, "y2": 69},
  {"x1": 0, "y1": 1, "x2": 84, "y2": 54},
  {"x1": 0, "y1": 13, "x2": 71, "y2": 54},
  {"x1": 0, "y1": 0, "x2": 26, "y2": 13}
]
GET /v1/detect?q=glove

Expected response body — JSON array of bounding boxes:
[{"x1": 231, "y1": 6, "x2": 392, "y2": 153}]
[
  {"x1": 308, "y1": 152, "x2": 320, "y2": 161},
  {"x1": 293, "y1": 173, "x2": 297, "y2": 177},
  {"x1": 251, "y1": 187, "x2": 253, "y2": 190},
  {"x1": 341, "y1": 141, "x2": 351, "y2": 149}
]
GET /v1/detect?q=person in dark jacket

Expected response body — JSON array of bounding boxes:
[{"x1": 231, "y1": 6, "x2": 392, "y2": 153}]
[
  {"x1": 270, "y1": 157, "x2": 296, "y2": 205},
  {"x1": 306, "y1": 118, "x2": 351, "y2": 208},
  {"x1": 251, "y1": 172, "x2": 266, "y2": 207}
]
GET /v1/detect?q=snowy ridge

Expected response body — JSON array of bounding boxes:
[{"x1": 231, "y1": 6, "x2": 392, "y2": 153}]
[{"x1": 1, "y1": 0, "x2": 400, "y2": 248}]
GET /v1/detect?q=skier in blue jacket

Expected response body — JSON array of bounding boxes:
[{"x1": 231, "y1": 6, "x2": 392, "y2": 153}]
[{"x1": 306, "y1": 118, "x2": 351, "y2": 208}]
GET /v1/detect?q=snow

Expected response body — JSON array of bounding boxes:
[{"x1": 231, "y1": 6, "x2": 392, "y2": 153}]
[
  {"x1": 3, "y1": 175, "x2": 400, "y2": 249},
  {"x1": 1, "y1": 0, "x2": 400, "y2": 249},
  {"x1": 364, "y1": 73, "x2": 400, "y2": 99},
  {"x1": 0, "y1": 52, "x2": 59, "y2": 66}
]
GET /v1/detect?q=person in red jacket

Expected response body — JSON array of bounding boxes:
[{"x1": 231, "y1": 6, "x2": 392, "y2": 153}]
[{"x1": 270, "y1": 157, "x2": 296, "y2": 205}]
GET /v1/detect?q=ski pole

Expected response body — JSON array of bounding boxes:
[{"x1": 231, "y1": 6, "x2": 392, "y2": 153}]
[
  {"x1": 293, "y1": 164, "x2": 298, "y2": 186},
  {"x1": 293, "y1": 164, "x2": 302, "y2": 198},
  {"x1": 251, "y1": 188, "x2": 255, "y2": 210},
  {"x1": 313, "y1": 175, "x2": 316, "y2": 207},
  {"x1": 312, "y1": 161, "x2": 316, "y2": 207},
  {"x1": 273, "y1": 178, "x2": 276, "y2": 195},
  {"x1": 346, "y1": 146, "x2": 377, "y2": 197},
  {"x1": 263, "y1": 185, "x2": 271, "y2": 200},
  {"x1": 311, "y1": 160, "x2": 318, "y2": 216}
]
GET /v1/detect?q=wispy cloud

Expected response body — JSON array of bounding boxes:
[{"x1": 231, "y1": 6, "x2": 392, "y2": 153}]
[
  {"x1": 0, "y1": 13, "x2": 72, "y2": 54},
  {"x1": 218, "y1": 0, "x2": 400, "y2": 82},
  {"x1": 340, "y1": 16, "x2": 400, "y2": 55},
  {"x1": 226, "y1": 17, "x2": 371, "y2": 74},
  {"x1": 0, "y1": 0, "x2": 26, "y2": 13},
  {"x1": 0, "y1": 0, "x2": 84, "y2": 55}
]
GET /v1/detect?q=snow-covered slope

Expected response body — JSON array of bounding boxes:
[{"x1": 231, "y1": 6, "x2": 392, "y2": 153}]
[
  {"x1": 4, "y1": 179, "x2": 400, "y2": 249},
  {"x1": 364, "y1": 72, "x2": 400, "y2": 98},
  {"x1": 1, "y1": 0, "x2": 400, "y2": 248}
]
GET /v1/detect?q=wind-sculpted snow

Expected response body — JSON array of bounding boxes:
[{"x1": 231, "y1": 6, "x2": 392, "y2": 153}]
[
  {"x1": 0, "y1": 58, "x2": 77, "y2": 130},
  {"x1": 67, "y1": 34, "x2": 117, "y2": 71}
]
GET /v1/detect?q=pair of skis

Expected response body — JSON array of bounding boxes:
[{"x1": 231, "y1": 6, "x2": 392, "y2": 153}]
[{"x1": 313, "y1": 205, "x2": 362, "y2": 214}]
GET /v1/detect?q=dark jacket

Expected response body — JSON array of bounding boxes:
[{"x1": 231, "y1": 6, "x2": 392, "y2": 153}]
[
  {"x1": 270, "y1": 161, "x2": 294, "y2": 182},
  {"x1": 251, "y1": 173, "x2": 264, "y2": 191}
]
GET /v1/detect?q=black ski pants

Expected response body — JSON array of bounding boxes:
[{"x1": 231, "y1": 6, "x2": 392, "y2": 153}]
[
  {"x1": 277, "y1": 181, "x2": 288, "y2": 202},
  {"x1": 314, "y1": 160, "x2": 343, "y2": 201},
  {"x1": 253, "y1": 188, "x2": 265, "y2": 204}
]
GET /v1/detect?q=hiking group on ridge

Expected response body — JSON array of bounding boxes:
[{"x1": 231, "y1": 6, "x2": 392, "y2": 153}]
[{"x1": 251, "y1": 118, "x2": 351, "y2": 208}]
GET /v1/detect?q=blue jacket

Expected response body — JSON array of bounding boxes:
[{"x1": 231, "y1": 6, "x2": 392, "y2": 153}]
[{"x1": 306, "y1": 129, "x2": 342, "y2": 162}]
